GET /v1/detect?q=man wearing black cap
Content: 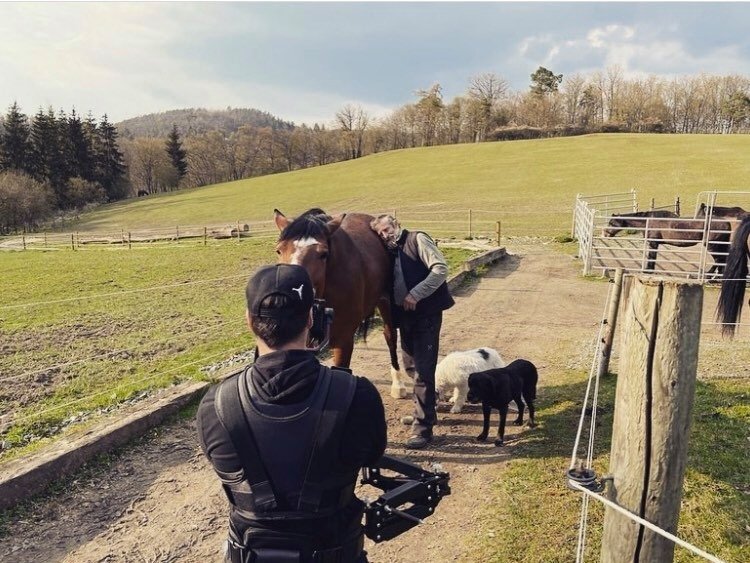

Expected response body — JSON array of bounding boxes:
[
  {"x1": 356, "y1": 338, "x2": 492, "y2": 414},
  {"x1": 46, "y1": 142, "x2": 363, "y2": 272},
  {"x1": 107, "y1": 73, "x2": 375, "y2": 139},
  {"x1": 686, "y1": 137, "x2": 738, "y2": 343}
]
[{"x1": 197, "y1": 264, "x2": 386, "y2": 563}]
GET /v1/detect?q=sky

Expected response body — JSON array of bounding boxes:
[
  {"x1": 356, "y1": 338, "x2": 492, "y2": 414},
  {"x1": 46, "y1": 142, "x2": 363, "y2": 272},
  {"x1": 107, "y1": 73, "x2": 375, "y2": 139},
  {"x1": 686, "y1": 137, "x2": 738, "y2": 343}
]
[{"x1": 2, "y1": 1, "x2": 750, "y2": 126}]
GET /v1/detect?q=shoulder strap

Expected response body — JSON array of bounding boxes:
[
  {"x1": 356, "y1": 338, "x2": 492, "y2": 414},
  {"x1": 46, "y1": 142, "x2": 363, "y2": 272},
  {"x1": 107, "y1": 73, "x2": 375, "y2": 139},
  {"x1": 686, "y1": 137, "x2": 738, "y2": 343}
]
[
  {"x1": 214, "y1": 372, "x2": 278, "y2": 512},
  {"x1": 297, "y1": 366, "x2": 357, "y2": 512}
]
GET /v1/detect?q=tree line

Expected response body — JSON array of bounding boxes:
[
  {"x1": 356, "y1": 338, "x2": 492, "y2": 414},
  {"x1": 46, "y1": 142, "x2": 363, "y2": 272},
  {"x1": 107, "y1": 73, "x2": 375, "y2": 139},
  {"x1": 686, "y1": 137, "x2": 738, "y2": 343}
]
[
  {"x1": 0, "y1": 104, "x2": 189, "y2": 233},
  {"x1": 130, "y1": 67, "x2": 750, "y2": 194},
  {"x1": 3, "y1": 66, "x2": 750, "y2": 233},
  {"x1": 0, "y1": 103, "x2": 131, "y2": 232}
]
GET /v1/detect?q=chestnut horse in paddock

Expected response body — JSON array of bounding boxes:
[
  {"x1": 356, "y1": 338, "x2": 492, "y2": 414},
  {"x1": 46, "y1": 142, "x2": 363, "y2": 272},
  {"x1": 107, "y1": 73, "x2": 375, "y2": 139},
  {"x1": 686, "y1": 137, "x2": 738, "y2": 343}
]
[
  {"x1": 274, "y1": 208, "x2": 410, "y2": 398},
  {"x1": 717, "y1": 214, "x2": 750, "y2": 337}
]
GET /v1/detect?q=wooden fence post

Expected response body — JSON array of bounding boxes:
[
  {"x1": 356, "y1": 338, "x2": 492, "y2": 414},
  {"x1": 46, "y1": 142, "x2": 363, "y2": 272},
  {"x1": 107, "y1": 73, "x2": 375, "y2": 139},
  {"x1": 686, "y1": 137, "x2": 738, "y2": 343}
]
[
  {"x1": 203, "y1": 226, "x2": 207, "y2": 246},
  {"x1": 468, "y1": 209, "x2": 473, "y2": 239},
  {"x1": 176, "y1": 225, "x2": 180, "y2": 243},
  {"x1": 496, "y1": 221, "x2": 501, "y2": 246},
  {"x1": 674, "y1": 196, "x2": 680, "y2": 216},
  {"x1": 128, "y1": 232, "x2": 132, "y2": 249},
  {"x1": 71, "y1": 233, "x2": 75, "y2": 251},
  {"x1": 237, "y1": 221, "x2": 241, "y2": 243},
  {"x1": 597, "y1": 268, "x2": 624, "y2": 378},
  {"x1": 22, "y1": 234, "x2": 26, "y2": 250},
  {"x1": 600, "y1": 277, "x2": 702, "y2": 563},
  {"x1": 650, "y1": 197, "x2": 655, "y2": 210}
]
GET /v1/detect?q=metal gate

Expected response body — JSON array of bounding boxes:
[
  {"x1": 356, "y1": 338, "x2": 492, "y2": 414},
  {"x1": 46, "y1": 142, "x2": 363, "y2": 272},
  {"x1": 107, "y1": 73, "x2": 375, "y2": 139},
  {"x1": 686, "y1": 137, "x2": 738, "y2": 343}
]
[{"x1": 574, "y1": 190, "x2": 748, "y2": 281}]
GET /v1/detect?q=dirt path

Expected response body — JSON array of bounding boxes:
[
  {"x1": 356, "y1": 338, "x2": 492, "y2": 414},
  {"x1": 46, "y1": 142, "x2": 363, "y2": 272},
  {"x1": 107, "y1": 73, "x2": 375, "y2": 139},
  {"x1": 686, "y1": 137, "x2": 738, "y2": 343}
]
[{"x1": 0, "y1": 245, "x2": 612, "y2": 563}]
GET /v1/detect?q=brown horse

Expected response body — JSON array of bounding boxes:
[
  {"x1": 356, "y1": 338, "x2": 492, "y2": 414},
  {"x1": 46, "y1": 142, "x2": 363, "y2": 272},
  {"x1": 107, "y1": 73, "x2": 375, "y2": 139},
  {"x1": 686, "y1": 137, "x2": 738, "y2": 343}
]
[
  {"x1": 604, "y1": 210, "x2": 731, "y2": 274},
  {"x1": 274, "y1": 208, "x2": 409, "y2": 398},
  {"x1": 717, "y1": 214, "x2": 750, "y2": 336}
]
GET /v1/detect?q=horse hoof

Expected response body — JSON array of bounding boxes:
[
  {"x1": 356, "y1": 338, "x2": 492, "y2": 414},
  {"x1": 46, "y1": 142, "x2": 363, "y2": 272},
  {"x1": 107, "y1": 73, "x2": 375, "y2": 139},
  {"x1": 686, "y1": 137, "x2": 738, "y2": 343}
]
[
  {"x1": 476, "y1": 435, "x2": 487, "y2": 442},
  {"x1": 494, "y1": 439, "x2": 504, "y2": 447},
  {"x1": 390, "y1": 384, "x2": 408, "y2": 399},
  {"x1": 450, "y1": 406, "x2": 462, "y2": 414},
  {"x1": 513, "y1": 420, "x2": 524, "y2": 426}
]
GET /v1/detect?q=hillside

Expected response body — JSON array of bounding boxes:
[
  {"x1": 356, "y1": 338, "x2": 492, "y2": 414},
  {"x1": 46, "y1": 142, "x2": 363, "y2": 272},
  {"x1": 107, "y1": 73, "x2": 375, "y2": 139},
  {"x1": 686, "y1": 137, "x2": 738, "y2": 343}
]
[
  {"x1": 72, "y1": 133, "x2": 750, "y2": 236},
  {"x1": 115, "y1": 107, "x2": 295, "y2": 138}
]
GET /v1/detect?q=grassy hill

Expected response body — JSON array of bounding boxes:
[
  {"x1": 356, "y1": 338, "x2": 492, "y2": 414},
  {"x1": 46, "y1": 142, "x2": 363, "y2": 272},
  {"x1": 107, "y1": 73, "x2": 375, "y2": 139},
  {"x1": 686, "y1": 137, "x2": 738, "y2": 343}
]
[{"x1": 73, "y1": 133, "x2": 750, "y2": 236}]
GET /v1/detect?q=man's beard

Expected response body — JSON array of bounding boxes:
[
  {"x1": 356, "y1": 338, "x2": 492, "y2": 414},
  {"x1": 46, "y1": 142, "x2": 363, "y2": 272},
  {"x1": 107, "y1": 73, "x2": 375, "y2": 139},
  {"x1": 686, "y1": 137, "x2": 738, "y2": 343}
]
[{"x1": 385, "y1": 228, "x2": 401, "y2": 249}]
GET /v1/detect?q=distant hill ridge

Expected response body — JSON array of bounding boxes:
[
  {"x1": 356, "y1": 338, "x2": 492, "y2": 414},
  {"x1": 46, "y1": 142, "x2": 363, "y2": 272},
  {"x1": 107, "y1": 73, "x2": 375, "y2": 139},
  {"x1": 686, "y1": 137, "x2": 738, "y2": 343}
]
[{"x1": 115, "y1": 107, "x2": 295, "y2": 138}]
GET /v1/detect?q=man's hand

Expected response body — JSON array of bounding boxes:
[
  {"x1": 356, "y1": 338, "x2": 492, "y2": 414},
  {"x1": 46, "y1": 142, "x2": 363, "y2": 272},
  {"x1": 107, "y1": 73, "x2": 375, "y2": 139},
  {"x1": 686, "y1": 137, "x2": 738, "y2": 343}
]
[{"x1": 402, "y1": 293, "x2": 418, "y2": 311}]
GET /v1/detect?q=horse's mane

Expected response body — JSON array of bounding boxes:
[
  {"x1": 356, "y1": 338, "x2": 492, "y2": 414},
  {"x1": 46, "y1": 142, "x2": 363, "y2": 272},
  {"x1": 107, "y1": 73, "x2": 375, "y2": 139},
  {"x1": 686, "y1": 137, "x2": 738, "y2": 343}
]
[{"x1": 279, "y1": 208, "x2": 333, "y2": 241}]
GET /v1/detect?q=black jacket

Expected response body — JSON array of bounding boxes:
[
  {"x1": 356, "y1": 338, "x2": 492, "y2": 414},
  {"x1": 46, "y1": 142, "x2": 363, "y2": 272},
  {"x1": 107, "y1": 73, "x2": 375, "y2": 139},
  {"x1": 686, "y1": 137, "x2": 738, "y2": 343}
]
[{"x1": 196, "y1": 349, "x2": 386, "y2": 542}]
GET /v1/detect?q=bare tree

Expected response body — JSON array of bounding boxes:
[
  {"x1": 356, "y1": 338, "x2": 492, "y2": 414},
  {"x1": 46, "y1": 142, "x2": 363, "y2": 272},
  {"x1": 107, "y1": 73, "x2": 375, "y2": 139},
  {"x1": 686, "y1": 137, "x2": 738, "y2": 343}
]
[
  {"x1": 414, "y1": 84, "x2": 444, "y2": 146},
  {"x1": 335, "y1": 104, "x2": 370, "y2": 159},
  {"x1": 561, "y1": 73, "x2": 587, "y2": 126},
  {"x1": 468, "y1": 73, "x2": 508, "y2": 141}
]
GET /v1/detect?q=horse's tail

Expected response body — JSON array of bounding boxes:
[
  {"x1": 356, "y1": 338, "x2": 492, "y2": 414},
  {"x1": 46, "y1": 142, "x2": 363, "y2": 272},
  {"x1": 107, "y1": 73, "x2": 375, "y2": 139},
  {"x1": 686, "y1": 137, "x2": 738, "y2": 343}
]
[
  {"x1": 717, "y1": 216, "x2": 750, "y2": 337},
  {"x1": 359, "y1": 313, "x2": 374, "y2": 343}
]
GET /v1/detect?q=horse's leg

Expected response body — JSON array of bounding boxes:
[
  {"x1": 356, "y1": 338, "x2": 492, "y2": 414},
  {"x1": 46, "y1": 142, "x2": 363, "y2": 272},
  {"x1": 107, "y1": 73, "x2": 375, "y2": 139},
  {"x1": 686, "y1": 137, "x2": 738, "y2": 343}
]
[
  {"x1": 707, "y1": 237, "x2": 729, "y2": 277},
  {"x1": 376, "y1": 297, "x2": 409, "y2": 399},
  {"x1": 705, "y1": 244, "x2": 719, "y2": 277},
  {"x1": 329, "y1": 326, "x2": 354, "y2": 368},
  {"x1": 647, "y1": 241, "x2": 658, "y2": 271}
]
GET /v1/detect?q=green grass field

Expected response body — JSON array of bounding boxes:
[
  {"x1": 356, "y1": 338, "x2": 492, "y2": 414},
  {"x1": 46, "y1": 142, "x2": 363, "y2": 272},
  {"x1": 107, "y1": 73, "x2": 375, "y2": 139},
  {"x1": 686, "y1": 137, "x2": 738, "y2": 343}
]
[
  {"x1": 1, "y1": 134, "x2": 748, "y2": 560},
  {"x1": 67, "y1": 133, "x2": 750, "y2": 237},
  {"x1": 0, "y1": 240, "x2": 473, "y2": 460}
]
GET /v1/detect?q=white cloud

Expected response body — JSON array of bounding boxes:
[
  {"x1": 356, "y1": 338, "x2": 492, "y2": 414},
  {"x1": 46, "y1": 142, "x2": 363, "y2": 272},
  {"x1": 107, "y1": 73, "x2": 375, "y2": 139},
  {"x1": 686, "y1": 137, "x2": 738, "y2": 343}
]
[{"x1": 517, "y1": 23, "x2": 750, "y2": 81}]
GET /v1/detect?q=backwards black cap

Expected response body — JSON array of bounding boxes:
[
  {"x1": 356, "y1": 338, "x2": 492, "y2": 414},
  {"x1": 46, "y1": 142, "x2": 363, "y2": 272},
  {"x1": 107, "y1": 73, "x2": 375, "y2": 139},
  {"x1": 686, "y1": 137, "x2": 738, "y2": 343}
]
[{"x1": 246, "y1": 264, "x2": 314, "y2": 318}]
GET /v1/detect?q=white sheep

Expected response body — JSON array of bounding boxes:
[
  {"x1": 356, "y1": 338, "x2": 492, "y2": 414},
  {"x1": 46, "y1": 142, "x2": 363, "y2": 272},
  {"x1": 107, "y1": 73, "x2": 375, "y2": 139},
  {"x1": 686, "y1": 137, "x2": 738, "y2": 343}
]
[{"x1": 435, "y1": 347, "x2": 505, "y2": 413}]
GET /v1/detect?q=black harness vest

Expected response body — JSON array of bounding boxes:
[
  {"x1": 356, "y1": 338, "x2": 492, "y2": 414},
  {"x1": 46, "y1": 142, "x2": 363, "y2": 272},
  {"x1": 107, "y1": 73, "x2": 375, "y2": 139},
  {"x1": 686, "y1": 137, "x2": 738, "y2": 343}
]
[
  {"x1": 214, "y1": 365, "x2": 363, "y2": 562},
  {"x1": 215, "y1": 365, "x2": 357, "y2": 516}
]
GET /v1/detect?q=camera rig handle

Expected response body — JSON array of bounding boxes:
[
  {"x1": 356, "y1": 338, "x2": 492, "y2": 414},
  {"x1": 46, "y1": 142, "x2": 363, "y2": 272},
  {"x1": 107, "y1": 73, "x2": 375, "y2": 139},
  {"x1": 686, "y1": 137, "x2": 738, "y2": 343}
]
[
  {"x1": 360, "y1": 455, "x2": 451, "y2": 542},
  {"x1": 307, "y1": 298, "x2": 334, "y2": 353}
]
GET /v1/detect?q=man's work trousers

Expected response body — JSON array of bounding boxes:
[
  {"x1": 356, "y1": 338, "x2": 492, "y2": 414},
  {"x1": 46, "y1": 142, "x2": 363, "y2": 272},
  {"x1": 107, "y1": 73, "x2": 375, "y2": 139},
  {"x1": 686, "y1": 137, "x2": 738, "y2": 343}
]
[{"x1": 399, "y1": 311, "x2": 442, "y2": 438}]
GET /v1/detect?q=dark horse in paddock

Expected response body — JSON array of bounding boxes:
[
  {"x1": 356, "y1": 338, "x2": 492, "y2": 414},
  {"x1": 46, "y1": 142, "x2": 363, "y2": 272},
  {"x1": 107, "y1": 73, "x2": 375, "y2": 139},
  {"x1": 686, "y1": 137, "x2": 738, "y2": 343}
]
[
  {"x1": 717, "y1": 214, "x2": 750, "y2": 337},
  {"x1": 274, "y1": 208, "x2": 408, "y2": 398},
  {"x1": 604, "y1": 210, "x2": 732, "y2": 275}
]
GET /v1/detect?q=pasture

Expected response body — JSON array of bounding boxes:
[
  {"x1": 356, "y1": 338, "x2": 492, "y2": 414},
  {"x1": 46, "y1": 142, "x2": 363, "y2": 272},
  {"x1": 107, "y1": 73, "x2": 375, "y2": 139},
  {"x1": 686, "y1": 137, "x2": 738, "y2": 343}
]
[
  {"x1": 0, "y1": 133, "x2": 748, "y2": 561},
  {"x1": 62, "y1": 133, "x2": 750, "y2": 237},
  {"x1": 0, "y1": 239, "x2": 478, "y2": 459}
]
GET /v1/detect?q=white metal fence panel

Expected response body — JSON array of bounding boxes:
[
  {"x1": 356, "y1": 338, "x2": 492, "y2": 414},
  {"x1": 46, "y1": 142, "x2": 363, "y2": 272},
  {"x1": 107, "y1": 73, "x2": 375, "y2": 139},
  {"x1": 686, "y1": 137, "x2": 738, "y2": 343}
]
[{"x1": 575, "y1": 190, "x2": 749, "y2": 282}]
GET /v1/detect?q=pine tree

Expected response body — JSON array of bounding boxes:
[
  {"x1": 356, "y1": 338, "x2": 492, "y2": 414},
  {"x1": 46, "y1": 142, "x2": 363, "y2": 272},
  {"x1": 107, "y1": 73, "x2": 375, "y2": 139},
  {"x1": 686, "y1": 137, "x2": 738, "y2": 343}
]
[
  {"x1": 54, "y1": 108, "x2": 75, "y2": 206},
  {"x1": 67, "y1": 109, "x2": 93, "y2": 181},
  {"x1": 165, "y1": 124, "x2": 188, "y2": 187},
  {"x1": 0, "y1": 102, "x2": 31, "y2": 172},
  {"x1": 96, "y1": 114, "x2": 126, "y2": 201},
  {"x1": 530, "y1": 66, "x2": 563, "y2": 96}
]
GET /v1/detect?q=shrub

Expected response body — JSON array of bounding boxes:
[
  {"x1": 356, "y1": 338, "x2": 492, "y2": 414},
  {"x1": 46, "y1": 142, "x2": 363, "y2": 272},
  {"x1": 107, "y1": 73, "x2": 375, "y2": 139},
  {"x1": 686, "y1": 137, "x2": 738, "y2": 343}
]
[{"x1": 0, "y1": 170, "x2": 54, "y2": 233}]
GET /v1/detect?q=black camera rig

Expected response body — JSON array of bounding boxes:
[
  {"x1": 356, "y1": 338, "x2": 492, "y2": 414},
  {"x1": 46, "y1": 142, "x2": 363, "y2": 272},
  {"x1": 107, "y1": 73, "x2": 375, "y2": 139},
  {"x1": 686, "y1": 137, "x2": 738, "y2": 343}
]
[
  {"x1": 360, "y1": 455, "x2": 451, "y2": 542},
  {"x1": 308, "y1": 298, "x2": 334, "y2": 352}
]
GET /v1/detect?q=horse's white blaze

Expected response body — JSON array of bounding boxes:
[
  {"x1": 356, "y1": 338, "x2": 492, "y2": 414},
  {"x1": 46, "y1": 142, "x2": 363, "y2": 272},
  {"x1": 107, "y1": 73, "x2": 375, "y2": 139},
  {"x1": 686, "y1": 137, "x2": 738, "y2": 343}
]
[{"x1": 291, "y1": 237, "x2": 319, "y2": 265}]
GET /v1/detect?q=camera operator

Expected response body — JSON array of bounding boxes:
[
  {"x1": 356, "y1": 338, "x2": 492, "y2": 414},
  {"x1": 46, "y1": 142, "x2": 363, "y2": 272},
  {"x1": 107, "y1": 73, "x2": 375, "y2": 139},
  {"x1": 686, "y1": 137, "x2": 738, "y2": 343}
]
[{"x1": 196, "y1": 264, "x2": 387, "y2": 563}]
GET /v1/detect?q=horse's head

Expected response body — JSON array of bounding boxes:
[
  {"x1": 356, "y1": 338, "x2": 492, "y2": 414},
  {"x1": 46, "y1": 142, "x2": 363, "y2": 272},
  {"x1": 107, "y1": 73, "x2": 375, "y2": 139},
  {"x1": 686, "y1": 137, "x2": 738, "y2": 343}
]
[
  {"x1": 603, "y1": 215, "x2": 626, "y2": 237},
  {"x1": 696, "y1": 203, "x2": 707, "y2": 218},
  {"x1": 274, "y1": 208, "x2": 343, "y2": 296}
]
